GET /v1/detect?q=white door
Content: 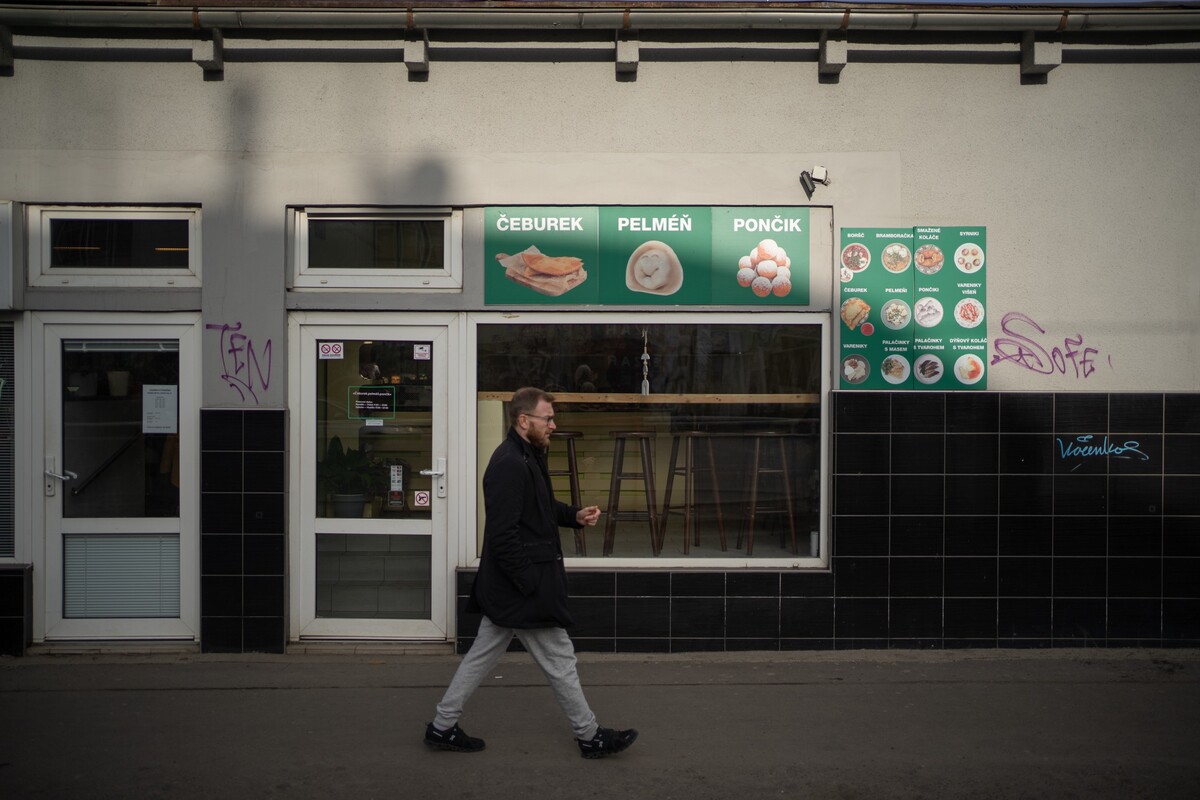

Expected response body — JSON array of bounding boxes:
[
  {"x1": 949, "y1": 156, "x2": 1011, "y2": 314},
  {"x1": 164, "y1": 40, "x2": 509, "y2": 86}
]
[
  {"x1": 38, "y1": 314, "x2": 200, "y2": 641},
  {"x1": 291, "y1": 315, "x2": 457, "y2": 640}
]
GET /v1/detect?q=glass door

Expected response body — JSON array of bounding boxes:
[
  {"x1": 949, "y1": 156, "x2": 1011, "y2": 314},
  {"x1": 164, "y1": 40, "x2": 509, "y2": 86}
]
[
  {"x1": 40, "y1": 317, "x2": 200, "y2": 640},
  {"x1": 292, "y1": 318, "x2": 453, "y2": 640}
]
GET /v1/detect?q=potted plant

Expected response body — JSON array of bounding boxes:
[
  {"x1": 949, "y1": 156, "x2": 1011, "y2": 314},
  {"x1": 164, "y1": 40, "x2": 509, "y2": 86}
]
[{"x1": 318, "y1": 436, "x2": 384, "y2": 517}]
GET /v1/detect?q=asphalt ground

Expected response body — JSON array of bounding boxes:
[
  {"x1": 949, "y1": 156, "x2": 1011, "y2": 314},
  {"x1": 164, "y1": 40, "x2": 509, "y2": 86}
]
[{"x1": 3, "y1": 648, "x2": 1199, "y2": 800}]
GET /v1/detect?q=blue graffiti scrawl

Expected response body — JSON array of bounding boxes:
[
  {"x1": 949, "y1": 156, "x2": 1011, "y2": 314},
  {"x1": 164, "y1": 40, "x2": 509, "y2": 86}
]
[{"x1": 1057, "y1": 435, "x2": 1149, "y2": 472}]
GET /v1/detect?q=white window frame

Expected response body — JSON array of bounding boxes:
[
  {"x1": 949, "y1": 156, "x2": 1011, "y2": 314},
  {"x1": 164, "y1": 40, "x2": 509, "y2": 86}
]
[
  {"x1": 28, "y1": 205, "x2": 202, "y2": 289},
  {"x1": 1, "y1": 201, "x2": 14, "y2": 308},
  {"x1": 290, "y1": 207, "x2": 463, "y2": 291},
  {"x1": 465, "y1": 310, "x2": 831, "y2": 571}
]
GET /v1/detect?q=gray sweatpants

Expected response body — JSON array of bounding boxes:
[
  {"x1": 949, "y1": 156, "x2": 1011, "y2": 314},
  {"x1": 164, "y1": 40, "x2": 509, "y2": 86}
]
[{"x1": 433, "y1": 616, "x2": 600, "y2": 741}]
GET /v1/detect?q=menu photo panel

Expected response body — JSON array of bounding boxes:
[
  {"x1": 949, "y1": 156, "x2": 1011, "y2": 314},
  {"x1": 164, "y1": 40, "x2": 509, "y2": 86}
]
[
  {"x1": 838, "y1": 228, "x2": 916, "y2": 389},
  {"x1": 483, "y1": 207, "x2": 601, "y2": 305},
  {"x1": 483, "y1": 206, "x2": 811, "y2": 307},
  {"x1": 910, "y1": 226, "x2": 987, "y2": 391},
  {"x1": 838, "y1": 226, "x2": 987, "y2": 391},
  {"x1": 597, "y1": 206, "x2": 713, "y2": 305}
]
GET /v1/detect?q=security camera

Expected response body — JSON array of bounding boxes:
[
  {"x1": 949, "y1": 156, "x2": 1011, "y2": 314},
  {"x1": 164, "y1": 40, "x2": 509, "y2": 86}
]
[{"x1": 811, "y1": 166, "x2": 830, "y2": 185}]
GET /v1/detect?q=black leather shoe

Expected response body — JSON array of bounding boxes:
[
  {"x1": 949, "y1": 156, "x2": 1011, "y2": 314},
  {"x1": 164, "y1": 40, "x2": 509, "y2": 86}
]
[
  {"x1": 577, "y1": 727, "x2": 638, "y2": 759},
  {"x1": 424, "y1": 722, "x2": 486, "y2": 753}
]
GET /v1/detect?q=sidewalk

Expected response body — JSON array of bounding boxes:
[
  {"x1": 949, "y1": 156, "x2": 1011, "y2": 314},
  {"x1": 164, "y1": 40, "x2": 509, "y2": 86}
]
[{"x1": 3, "y1": 648, "x2": 1199, "y2": 800}]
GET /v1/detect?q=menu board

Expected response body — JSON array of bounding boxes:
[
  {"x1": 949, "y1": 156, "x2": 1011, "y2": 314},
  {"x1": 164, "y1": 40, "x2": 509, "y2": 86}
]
[
  {"x1": 484, "y1": 206, "x2": 810, "y2": 306},
  {"x1": 837, "y1": 228, "x2": 916, "y2": 389},
  {"x1": 839, "y1": 226, "x2": 987, "y2": 390}
]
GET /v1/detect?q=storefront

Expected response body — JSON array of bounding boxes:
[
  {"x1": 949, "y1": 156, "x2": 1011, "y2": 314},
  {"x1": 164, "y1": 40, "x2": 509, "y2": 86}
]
[
  {"x1": 286, "y1": 203, "x2": 833, "y2": 646},
  {"x1": 1, "y1": 2, "x2": 1197, "y2": 655}
]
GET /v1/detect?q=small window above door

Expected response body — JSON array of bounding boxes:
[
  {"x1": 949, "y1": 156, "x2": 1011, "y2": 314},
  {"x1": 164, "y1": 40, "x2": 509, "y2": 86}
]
[
  {"x1": 290, "y1": 207, "x2": 463, "y2": 291},
  {"x1": 28, "y1": 205, "x2": 202, "y2": 288}
]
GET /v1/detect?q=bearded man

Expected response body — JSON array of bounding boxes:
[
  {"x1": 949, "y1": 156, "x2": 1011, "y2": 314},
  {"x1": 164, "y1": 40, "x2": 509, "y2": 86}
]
[{"x1": 424, "y1": 387, "x2": 638, "y2": 759}]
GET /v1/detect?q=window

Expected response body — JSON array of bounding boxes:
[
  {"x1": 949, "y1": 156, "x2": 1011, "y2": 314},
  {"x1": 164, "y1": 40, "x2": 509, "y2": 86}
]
[
  {"x1": 61, "y1": 338, "x2": 181, "y2": 519},
  {"x1": 28, "y1": 205, "x2": 201, "y2": 288},
  {"x1": 291, "y1": 208, "x2": 462, "y2": 290},
  {"x1": 474, "y1": 314, "x2": 828, "y2": 566},
  {"x1": 0, "y1": 323, "x2": 12, "y2": 558}
]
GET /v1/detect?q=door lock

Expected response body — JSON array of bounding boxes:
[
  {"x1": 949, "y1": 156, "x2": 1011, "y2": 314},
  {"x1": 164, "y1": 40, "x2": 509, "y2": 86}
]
[{"x1": 419, "y1": 457, "x2": 447, "y2": 499}]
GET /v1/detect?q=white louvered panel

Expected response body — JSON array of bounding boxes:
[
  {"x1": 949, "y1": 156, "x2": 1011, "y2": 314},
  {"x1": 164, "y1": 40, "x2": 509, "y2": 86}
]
[{"x1": 63, "y1": 535, "x2": 180, "y2": 618}]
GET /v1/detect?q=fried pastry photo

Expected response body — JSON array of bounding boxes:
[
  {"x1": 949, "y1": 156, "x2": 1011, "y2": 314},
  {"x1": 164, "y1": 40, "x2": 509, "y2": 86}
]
[
  {"x1": 840, "y1": 297, "x2": 871, "y2": 330},
  {"x1": 495, "y1": 246, "x2": 588, "y2": 297}
]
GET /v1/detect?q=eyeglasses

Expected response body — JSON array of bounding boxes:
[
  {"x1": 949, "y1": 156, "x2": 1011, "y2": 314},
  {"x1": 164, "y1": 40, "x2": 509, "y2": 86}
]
[{"x1": 523, "y1": 413, "x2": 556, "y2": 424}]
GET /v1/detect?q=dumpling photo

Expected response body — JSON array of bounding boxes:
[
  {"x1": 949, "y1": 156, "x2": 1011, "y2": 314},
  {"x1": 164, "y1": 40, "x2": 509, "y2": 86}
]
[{"x1": 626, "y1": 240, "x2": 684, "y2": 296}]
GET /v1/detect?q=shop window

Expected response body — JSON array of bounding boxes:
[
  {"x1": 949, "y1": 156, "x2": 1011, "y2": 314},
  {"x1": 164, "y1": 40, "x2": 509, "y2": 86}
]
[
  {"x1": 291, "y1": 208, "x2": 462, "y2": 290},
  {"x1": 28, "y1": 205, "x2": 201, "y2": 288},
  {"x1": 0, "y1": 323, "x2": 12, "y2": 558},
  {"x1": 314, "y1": 338, "x2": 433, "y2": 522},
  {"x1": 61, "y1": 339, "x2": 181, "y2": 519},
  {"x1": 475, "y1": 316, "x2": 827, "y2": 565}
]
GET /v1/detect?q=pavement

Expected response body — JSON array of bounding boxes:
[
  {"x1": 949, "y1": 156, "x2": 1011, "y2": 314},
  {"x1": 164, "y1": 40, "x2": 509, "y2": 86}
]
[{"x1": 2, "y1": 647, "x2": 1199, "y2": 800}]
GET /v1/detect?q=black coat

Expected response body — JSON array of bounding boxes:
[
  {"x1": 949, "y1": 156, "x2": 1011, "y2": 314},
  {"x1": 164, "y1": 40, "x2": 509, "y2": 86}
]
[{"x1": 468, "y1": 428, "x2": 582, "y2": 629}]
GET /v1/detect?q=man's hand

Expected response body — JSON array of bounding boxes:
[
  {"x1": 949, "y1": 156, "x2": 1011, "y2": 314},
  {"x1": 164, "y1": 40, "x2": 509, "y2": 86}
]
[{"x1": 576, "y1": 505, "x2": 601, "y2": 527}]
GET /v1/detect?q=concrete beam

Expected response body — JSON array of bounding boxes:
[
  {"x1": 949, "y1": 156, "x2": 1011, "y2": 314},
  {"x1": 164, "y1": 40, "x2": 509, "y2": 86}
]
[
  {"x1": 819, "y1": 32, "x2": 847, "y2": 77},
  {"x1": 193, "y1": 29, "x2": 223, "y2": 76},
  {"x1": 616, "y1": 36, "x2": 639, "y2": 77},
  {"x1": 404, "y1": 38, "x2": 429, "y2": 74},
  {"x1": 1, "y1": 26, "x2": 12, "y2": 73},
  {"x1": 1021, "y1": 32, "x2": 1061, "y2": 76}
]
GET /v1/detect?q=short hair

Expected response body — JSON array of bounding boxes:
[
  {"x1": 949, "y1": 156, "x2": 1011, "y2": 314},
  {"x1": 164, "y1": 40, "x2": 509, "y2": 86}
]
[{"x1": 509, "y1": 386, "x2": 555, "y2": 427}]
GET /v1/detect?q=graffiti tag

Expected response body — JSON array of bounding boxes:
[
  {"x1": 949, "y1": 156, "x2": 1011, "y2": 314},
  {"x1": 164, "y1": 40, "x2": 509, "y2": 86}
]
[
  {"x1": 990, "y1": 312, "x2": 1112, "y2": 378},
  {"x1": 206, "y1": 321, "x2": 272, "y2": 404},
  {"x1": 1057, "y1": 435, "x2": 1148, "y2": 462}
]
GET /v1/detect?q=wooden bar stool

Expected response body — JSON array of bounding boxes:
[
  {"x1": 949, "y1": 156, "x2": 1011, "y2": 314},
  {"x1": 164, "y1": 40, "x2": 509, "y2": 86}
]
[
  {"x1": 659, "y1": 431, "x2": 726, "y2": 554},
  {"x1": 738, "y1": 433, "x2": 798, "y2": 556},
  {"x1": 602, "y1": 431, "x2": 660, "y2": 556},
  {"x1": 549, "y1": 431, "x2": 586, "y2": 555}
]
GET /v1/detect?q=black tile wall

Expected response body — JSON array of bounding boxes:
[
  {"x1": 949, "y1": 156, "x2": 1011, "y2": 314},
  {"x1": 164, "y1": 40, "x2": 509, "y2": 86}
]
[
  {"x1": 200, "y1": 409, "x2": 287, "y2": 654},
  {"x1": 454, "y1": 392, "x2": 1200, "y2": 652},
  {"x1": 0, "y1": 565, "x2": 33, "y2": 657}
]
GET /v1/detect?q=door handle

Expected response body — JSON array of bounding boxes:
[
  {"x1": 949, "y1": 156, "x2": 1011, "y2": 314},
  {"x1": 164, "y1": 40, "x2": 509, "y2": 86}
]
[
  {"x1": 44, "y1": 456, "x2": 77, "y2": 497},
  {"x1": 419, "y1": 458, "x2": 447, "y2": 499}
]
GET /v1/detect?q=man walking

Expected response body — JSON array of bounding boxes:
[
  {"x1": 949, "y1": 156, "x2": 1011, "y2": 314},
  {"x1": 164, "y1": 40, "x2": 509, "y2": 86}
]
[{"x1": 425, "y1": 387, "x2": 638, "y2": 759}]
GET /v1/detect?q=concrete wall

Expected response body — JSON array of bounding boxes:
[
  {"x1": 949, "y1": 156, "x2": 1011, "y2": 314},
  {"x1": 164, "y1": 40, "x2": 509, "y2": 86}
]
[{"x1": 2, "y1": 49, "x2": 1198, "y2": 402}]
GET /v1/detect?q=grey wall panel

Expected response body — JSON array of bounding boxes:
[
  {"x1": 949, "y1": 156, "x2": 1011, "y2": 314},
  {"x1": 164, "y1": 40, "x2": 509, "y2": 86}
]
[{"x1": 0, "y1": 54, "x2": 1196, "y2": 402}]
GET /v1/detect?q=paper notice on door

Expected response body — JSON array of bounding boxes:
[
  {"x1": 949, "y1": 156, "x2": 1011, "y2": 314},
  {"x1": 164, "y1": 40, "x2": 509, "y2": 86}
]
[{"x1": 143, "y1": 385, "x2": 179, "y2": 434}]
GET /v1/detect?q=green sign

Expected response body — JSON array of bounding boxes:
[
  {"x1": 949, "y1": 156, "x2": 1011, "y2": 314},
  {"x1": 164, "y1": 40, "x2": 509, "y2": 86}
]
[
  {"x1": 484, "y1": 206, "x2": 809, "y2": 306},
  {"x1": 837, "y1": 228, "x2": 916, "y2": 389},
  {"x1": 839, "y1": 226, "x2": 987, "y2": 390}
]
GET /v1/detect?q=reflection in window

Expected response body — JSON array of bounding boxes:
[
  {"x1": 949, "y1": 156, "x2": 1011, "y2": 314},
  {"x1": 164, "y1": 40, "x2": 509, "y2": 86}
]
[
  {"x1": 309, "y1": 219, "x2": 445, "y2": 271},
  {"x1": 50, "y1": 219, "x2": 189, "y2": 269},
  {"x1": 476, "y1": 322, "x2": 823, "y2": 560},
  {"x1": 315, "y1": 340, "x2": 434, "y2": 520},
  {"x1": 61, "y1": 340, "x2": 180, "y2": 520}
]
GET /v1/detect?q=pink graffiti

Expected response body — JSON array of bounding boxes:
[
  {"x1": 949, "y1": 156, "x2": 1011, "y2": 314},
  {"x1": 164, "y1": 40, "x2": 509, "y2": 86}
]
[
  {"x1": 990, "y1": 312, "x2": 1112, "y2": 379},
  {"x1": 206, "y1": 321, "x2": 272, "y2": 403}
]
